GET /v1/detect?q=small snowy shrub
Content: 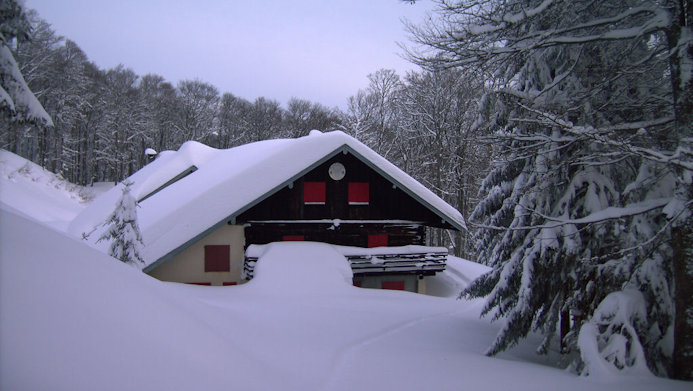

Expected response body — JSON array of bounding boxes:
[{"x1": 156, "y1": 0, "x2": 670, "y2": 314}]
[
  {"x1": 577, "y1": 289, "x2": 652, "y2": 377},
  {"x1": 98, "y1": 181, "x2": 145, "y2": 267}
]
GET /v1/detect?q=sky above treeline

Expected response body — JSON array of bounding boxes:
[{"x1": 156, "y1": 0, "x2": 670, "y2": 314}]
[{"x1": 26, "y1": 0, "x2": 438, "y2": 109}]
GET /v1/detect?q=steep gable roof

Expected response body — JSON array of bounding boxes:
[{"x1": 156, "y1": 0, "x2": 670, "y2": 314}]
[{"x1": 68, "y1": 130, "x2": 466, "y2": 268}]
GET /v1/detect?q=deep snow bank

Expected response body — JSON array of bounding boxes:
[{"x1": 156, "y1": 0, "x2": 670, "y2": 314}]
[
  {"x1": 0, "y1": 208, "x2": 275, "y2": 391},
  {"x1": 1, "y1": 208, "x2": 689, "y2": 391}
]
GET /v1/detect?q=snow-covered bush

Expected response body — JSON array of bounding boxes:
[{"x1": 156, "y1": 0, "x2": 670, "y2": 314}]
[{"x1": 577, "y1": 289, "x2": 652, "y2": 377}]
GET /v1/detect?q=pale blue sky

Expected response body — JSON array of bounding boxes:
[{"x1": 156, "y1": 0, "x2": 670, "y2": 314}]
[{"x1": 26, "y1": 0, "x2": 437, "y2": 108}]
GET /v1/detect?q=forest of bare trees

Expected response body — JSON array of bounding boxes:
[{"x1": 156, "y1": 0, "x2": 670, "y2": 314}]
[
  {"x1": 0, "y1": 10, "x2": 344, "y2": 185},
  {"x1": 0, "y1": 7, "x2": 489, "y2": 257}
]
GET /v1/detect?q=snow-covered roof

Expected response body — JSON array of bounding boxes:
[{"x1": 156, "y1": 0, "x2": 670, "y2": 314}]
[{"x1": 68, "y1": 130, "x2": 466, "y2": 267}]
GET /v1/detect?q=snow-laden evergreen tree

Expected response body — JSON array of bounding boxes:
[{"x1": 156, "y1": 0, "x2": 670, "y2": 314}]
[
  {"x1": 0, "y1": 0, "x2": 51, "y2": 126},
  {"x1": 98, "y1": 181, "x2": 146, "y2": 267},
  {"x1": 407, "y1": 0, "x2": 692, "y2": 378}
]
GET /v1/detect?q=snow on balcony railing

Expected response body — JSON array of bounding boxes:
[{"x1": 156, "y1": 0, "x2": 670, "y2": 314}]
[{"x1": 243, "y1": 243, "x2": 447, "y2": 280}]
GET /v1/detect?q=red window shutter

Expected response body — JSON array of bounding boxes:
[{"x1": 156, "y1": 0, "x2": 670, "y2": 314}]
[
  {"x1": 282, "y1": 235, "x2": 305, "y2": 241},
  {"x1": 223, "y1": 282, "x2": 237, "y2": 286},
  {"x1": 348, "y1": 182, "x2": 369, "y2": 205},
  {"x1": 367, "y1": 234, "x2": 388, "y2": 248},
  {"x1": 205, "y1": 245, "x2": 230, "y2": 272},
  {"x1": 304, "y1": 182, "x2": 326, "y2": 205},
  {"x1": 382, "y1": 281, "x2": 405, "y2": 290},
  {"x1": 188, "y1": 282, "x2": 212, "y2": 286}
]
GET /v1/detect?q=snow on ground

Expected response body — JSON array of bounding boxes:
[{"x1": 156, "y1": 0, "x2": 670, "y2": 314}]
[
  {"x1": 1, "y1": 150, "x2": 690, "y2": 390},
  {"x1": 1, "y1": 207, "x2": 690, "y2": 390},
  {"x1": 0, "y1": 207, "x2": 280, "y2": 391},
  {"x1": 426, "y1": 255, "x2": 488, "y2": 298},
  {"x1": 0, "y1": 149, "x2": 103, "y2": 229}
]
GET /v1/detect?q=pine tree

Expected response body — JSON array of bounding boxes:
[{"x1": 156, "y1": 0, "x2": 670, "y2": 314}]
[
  {"x1": 98, "y1": 181, "x2": 146, "y2": 267},
  {"x1": 407, "y1": 0, "x2": 692, "y2": 377},
  {"x1": 0, "y1": 0, "x2": 52, "y2": 126}
]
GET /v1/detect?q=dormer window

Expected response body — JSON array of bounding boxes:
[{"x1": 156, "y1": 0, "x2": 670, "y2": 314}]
[{"x1": 138, "y1": 165, "x2": 197, "y2": 203}]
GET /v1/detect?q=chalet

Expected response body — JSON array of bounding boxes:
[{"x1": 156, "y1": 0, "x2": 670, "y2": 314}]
[{"x1": 68, "y1": 130, "x2": 466, "y2": 293}]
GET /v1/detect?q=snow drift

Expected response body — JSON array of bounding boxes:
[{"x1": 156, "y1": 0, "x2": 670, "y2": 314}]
[
  {"x1": 0, "y1": 208, "x2": 276, "y2": 391},
  {"x1": 247, "y1": 241, "x2": 354, "y2": 293}
]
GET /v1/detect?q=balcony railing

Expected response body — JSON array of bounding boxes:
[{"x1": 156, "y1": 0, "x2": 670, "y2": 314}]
[{"x1": 243, "y1": 246, "x2": 447, "y2": 280}]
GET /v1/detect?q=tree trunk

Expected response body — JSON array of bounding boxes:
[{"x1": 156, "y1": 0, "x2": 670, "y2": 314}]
[
  {"x1": 667, "y1": 0, "x2": 693, "y2": 380},
  {"x1": 456, "y1": 185, "x2": 466, "y2": 258},
  {"x1": 667, "y1": 0, "x2": 693, "y2": 378},
  {"x1": 560, "y1": 309, "x2": 571, "y2": 353},
  {"x1": 672, "y1": 200, "x2": 693, "y2": 379}
]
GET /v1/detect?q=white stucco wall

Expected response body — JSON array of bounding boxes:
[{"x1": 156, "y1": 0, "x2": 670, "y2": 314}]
[{"x1": 147, "y1": 224, "x2": 245, "y2": 286}]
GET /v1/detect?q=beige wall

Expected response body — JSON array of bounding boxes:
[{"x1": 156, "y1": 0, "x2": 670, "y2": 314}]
[
  {"x1": 148, "y1": 224, "x2": 246, "y2": 286},
  {"x1": 352, "y1": 274, "x2": 421, "y2": 293}
]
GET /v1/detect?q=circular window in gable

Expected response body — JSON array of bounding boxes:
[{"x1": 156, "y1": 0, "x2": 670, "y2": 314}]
[{"x1": 328, "y1": 162, "x2": 346, "y2": 181}]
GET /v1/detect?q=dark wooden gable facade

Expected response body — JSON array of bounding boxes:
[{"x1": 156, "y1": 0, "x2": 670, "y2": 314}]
[{"x1": 238, "y1": 150, "x2": 451, "y2": 249}]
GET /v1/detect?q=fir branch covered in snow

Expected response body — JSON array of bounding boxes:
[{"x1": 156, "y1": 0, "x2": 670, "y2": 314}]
[
  {"x1": 0, "y1": 0, "x2": 52, "y2": 127},
  {"x1": 577, "y1": 289, "x2": 651, "y2": 377}
]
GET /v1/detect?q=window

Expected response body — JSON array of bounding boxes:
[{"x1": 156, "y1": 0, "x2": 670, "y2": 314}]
[
  {"x1": 382, "y1": 281, "x2": 405, "y2": 290},
  {"x1": 348, "y1": 182, "x2": 369, "y2": 205},
  {"x1": 304, "y1": 182, "x2": 326, "y2": 205},
  {"x1": 367, "y1": 234, "x2": 388, "y2": 248},
  {"x1": 282, "y1": 235, "x2": 305, "y2": 241},
  {"x1": 138, "y1": 166, "x2": 197, "y2": 202},
  {"x1": 205, "y1": 245, "x2": 230, "y2": 272}
]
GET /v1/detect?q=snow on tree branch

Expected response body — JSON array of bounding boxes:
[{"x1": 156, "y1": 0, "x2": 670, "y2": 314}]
[
  {"x1": 470, "y1": 197, "x2": 672, "y2": 232},
  {"x1": 577, "y1": 289, "x2": 652, "y2": 377},
  {"x1": 0, "y1": 0, "x2": 53, "y2": 127}
]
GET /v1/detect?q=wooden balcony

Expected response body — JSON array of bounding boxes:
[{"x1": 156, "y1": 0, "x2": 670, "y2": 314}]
[{"x1": 243, "y1": 245, "x2": 447, "y2": 280}]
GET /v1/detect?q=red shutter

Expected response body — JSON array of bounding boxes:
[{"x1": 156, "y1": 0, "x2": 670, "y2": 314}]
[
  {"x1": 205, "y1": 245, "x2": 230, "y2": 272},
  {"x1": 367, "y1": 234, "x2": 388, "y2": 248},
  {"x1": 348, "y1": 182, "x2": 370, "y2": 205},
  {"x1": 222, "y1": 282, "x2": 237, "y2": 286},
  {"x1": 304, "y1": 182, "x2": 326, "y2": 205},
  {"x1": 382, "y1": 281, "x2": 405, "y2": 290},
  {"x1": 188, "y1": 282, "x2": 212, "y2": 286},
  {"x1": 282, "y1": 235, "x2": 305, "y2": 241}
]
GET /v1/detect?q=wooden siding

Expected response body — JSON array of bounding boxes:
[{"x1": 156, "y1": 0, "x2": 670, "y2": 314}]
[
  {"x1": 235, "y1": 152, "x2": 449, "y2": 226},
  {"x1": 244, "y1": 222, "x2": 425, "y2": 248}
]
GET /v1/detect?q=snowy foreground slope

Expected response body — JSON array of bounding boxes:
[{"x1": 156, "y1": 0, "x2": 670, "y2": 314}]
[{"x1": 1, "y1": 207, "x2": 689, "y2": 390}]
